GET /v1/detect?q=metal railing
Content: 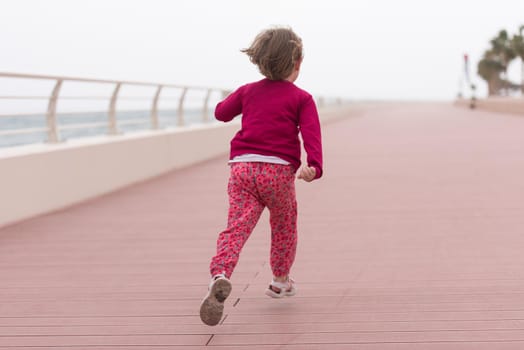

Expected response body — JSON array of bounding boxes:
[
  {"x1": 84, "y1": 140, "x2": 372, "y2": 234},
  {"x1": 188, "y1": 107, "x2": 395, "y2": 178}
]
[
  {"x1": 0, "y1": 72, "x2": 344, "y2": 148},
  {"x1": 0, "y1": 72, "x2": 228, "y2": 146}
]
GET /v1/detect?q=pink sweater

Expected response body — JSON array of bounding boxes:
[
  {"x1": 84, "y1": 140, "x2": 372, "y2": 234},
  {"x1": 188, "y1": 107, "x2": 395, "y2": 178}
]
[{"x1": 215, "y1": 79, "x2": 323, "y2": 179}]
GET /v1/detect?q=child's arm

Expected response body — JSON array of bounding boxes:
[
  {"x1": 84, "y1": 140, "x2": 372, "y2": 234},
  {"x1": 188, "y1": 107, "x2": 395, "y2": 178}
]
[
  {"x1": 298, "y1": 95, "x2": 323, "y2": 180},
  {"x1": 215, "y1": 87, "x2": 244, "y2": 122}
]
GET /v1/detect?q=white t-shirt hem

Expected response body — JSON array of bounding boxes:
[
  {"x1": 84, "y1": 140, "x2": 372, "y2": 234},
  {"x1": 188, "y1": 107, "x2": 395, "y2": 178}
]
[{"x1": 229, "y1": 153, "x2": 290, "y2": 165}]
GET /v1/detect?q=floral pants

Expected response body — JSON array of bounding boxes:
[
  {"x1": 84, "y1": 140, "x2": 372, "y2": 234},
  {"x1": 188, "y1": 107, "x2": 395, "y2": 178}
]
[{"x1": 210, "y1": 162, "x2": 298, "y2": 278}]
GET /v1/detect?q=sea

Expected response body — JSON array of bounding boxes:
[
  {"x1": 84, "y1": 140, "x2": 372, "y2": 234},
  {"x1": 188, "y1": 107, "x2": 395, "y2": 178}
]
[{"x1": 0, "y1": 108, "x2": 217, "y2": 149}]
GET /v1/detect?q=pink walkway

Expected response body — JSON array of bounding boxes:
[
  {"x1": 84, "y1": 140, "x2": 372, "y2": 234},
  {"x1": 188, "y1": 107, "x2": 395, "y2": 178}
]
[{"x1": 1, "y1": 103, "x2": 524, "y2": 349}]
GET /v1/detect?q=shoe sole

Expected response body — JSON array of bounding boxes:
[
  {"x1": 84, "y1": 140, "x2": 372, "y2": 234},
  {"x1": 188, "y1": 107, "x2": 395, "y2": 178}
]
[{"x1": 199, "y1": 278, "x2": 232, "y2": 326}]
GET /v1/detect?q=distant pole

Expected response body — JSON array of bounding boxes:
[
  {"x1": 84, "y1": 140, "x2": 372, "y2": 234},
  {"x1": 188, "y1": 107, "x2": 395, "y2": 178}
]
[
  {"x1": 463, "y1": 54, "x2": 476, "y2": 109},
  {"x1": 463, "y1": 54, "x2": 470, "y2": 86},
  {"x1": 457, "y1": 76, "x2": 463, "y2": 99}
]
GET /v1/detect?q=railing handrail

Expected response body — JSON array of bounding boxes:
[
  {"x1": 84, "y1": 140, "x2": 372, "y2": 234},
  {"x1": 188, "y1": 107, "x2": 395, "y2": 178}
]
[
  {"x1": 0, "y1": 71, "x2": 220, "y2": 91},
  {"x1": 0, "y1": 72, "x2": 345, "y2": 148},
  {"x1": 0, "y1": 72, "x2": 230, "y2": 146}
]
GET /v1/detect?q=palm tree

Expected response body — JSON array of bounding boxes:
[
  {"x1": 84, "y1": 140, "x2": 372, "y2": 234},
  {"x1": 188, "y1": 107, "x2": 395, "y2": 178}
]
[
  {"x1": 477, "y1": 51, "x2": 505, "y2": 96},
  {"x1": 490, "y1": 30, "x2": 517, "y2": 95},
  {"x1": 511, "y1": 25, "x2": 524, "y2": 95},
  {"x1": 492, "y1": 31, "x2": 516, "y2": 71},
  {"x1": 477, "y1": 29, "x2": 523, "y2": 96}
]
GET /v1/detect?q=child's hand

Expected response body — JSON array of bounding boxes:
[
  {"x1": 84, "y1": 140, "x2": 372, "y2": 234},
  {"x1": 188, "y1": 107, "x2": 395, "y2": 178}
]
[{"x1": 297, "y1": 166, "x2": 316, "y2": 182}]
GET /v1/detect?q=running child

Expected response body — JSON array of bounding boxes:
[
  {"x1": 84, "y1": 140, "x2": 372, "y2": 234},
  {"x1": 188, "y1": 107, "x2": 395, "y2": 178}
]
[{"x1": 200, "y1": 26, "x2": 323, "y2": 326}]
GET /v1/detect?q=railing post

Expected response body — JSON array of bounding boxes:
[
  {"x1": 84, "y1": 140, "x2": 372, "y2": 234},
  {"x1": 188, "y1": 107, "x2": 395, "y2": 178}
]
[
  {"x1": 177, "y1": 87, "x2": 188, "y2": 127},
  {"x1": 108, "y1": 83, "x2": 121, "y2": 135},
  {"x1": 202, "y1": 88, "x2": 212, "y2": 123},
  {"x1": 46, "y1": 79, "x2": 62, "y2": 143},
  {"x1": 221, "y1": 90, "x2": 231, "y2": 99},
  {"x1": 150, "y1": 85, "x2": 163, "y2": 130}
]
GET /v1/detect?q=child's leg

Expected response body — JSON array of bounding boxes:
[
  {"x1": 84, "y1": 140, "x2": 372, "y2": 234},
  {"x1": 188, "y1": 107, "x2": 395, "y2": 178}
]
[
  {"x1": 210, "y1": 163, "x2": 265, "y2": 278},
  {"x1": 258, "y1": 164, "x2": 298, "y2": 278},
  {"x1": 269, "y1": 201, "x2": 297, "y2": 278}
]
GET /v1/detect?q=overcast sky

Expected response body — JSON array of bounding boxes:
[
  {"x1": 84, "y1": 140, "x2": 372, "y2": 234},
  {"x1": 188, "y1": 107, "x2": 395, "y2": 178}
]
[{"x1": 1, "y1": 0, "x2": 523, "y2": 100}]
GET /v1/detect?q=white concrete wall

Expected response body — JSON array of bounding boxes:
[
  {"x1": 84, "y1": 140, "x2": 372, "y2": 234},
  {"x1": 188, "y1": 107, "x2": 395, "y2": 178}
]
[
  {"x1": 0, "y1": 122, "x2": 240, "y2": 228},
  {"x1": 0, "y1": 107, "x2": 351, "y2": 228}
]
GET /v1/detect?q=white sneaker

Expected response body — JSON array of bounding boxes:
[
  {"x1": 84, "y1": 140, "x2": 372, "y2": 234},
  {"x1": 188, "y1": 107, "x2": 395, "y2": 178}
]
[{"x1": 265, "y1": 277, "x2": 296, "y2": 298}]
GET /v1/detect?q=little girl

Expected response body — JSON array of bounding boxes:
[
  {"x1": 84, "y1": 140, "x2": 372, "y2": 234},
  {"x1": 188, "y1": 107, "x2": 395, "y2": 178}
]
[{"x1": 199, "y1": 26, "x2": 323, "y2": 326}]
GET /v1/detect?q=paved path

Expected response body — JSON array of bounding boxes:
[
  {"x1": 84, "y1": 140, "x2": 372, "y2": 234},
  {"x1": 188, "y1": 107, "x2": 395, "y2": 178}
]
[{"x1": 1, "y1": 103, "x2": 524, "y2": 349}]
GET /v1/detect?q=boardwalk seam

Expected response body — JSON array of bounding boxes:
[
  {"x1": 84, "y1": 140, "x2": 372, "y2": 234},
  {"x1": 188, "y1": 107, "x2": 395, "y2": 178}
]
[
  {"x1": 205, "y1": 334, "x2": 214, "y2": 346},
  {"x1": 219, "y1": 314, "x2": 228, "y2": 325}
]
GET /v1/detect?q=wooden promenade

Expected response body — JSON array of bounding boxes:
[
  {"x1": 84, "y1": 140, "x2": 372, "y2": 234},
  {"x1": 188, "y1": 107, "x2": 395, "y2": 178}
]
[{"x1": 1, "y1": 103, "x2": 524, "y2": 349}]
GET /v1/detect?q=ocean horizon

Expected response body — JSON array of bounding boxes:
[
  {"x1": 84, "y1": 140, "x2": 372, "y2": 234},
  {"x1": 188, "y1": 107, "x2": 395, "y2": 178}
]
[{"x1": 0, "y1": 108, "x2": 217, "y2": 149}]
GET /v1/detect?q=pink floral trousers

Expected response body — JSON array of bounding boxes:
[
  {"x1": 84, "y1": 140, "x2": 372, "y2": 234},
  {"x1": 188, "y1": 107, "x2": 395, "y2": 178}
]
[{"x1": 210, "y1": 162, "x2": 298, "y2": 278}]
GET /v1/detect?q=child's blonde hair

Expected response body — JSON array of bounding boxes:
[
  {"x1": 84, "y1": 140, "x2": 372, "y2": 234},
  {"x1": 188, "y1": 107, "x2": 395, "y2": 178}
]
[{"x1": 242, "y1": 27, "x2": 303, "y2": 81}]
